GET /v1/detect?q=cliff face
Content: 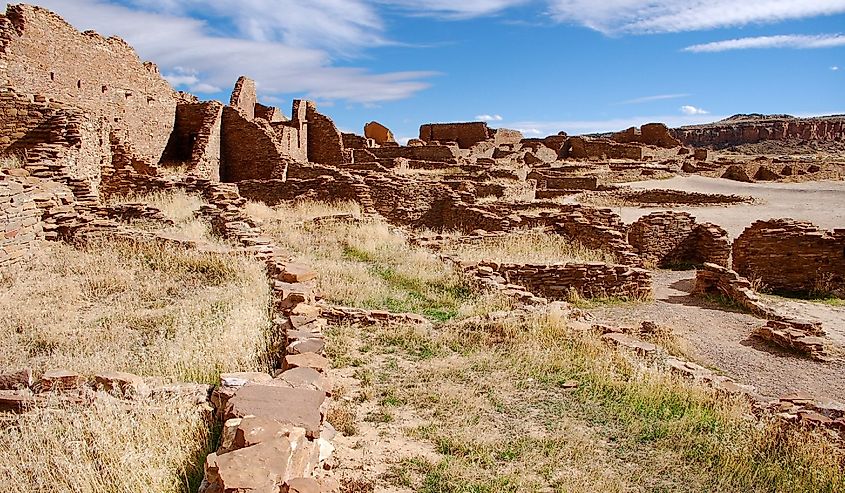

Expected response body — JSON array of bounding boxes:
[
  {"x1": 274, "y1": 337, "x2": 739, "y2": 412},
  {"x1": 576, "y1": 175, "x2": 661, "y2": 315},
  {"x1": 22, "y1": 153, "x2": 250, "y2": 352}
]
[{"x1": 670, "y1": 114, "x2": 845, "y2": 148}]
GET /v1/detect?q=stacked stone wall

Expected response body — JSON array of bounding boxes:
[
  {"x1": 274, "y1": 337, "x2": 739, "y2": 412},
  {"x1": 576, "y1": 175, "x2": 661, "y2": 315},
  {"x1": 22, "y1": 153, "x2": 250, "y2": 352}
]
[
  {"x1": 732, "y1": 219, "x2": 845, "y2": 295},
  {"x1": 0, "y1": 4, "x2": 176, "y2": 162},
  {"x1": 490, "y1": 261, "x2": 652, "y2": 300},
  {"x1": 419, "y1": 122, "x2": 489, "y2": 149},
  {"x1": 221, "y1": 107, "x2": 290, "y2": 182},
  {"x1": 0, "y1": 173, "x2": 40, "y2": 267},
  {"x1": 306, "y1": 102, "x2": 346, "y2": 165},
  {"x1": 161, "y1": 101, "x2": 223, "y2": 180},
  {"x1": 628, "y1": 211, "x2": 730, "y2": 268}
]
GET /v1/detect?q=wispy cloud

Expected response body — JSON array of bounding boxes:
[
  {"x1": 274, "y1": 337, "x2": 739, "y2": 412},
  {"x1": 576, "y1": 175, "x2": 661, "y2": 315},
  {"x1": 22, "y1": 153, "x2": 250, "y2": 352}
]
[
  {"x1": 546, "y1": 0, "x2": 845, "y2": 34},
  {"x1": 476, "y1": 114, "x2": 504, "y2": 121},
  {"x1": 684, "y1": 34, "x2": 845, "y2": 52},
  {"x1": 832, "y1": 65, "x2": 841, "y2": 71},
  {"x1": 680, "y1": 105, "x2": 709, "y2": 115},
  {"x1": 378, "y1": 0, "x2": 529, "y2": 19},
  {"x1": 618, "y1": 93, "x2": 690, "y2": 105},
  {"x1": 35, "y1": 0, "x2": 434, "y2": 103}
]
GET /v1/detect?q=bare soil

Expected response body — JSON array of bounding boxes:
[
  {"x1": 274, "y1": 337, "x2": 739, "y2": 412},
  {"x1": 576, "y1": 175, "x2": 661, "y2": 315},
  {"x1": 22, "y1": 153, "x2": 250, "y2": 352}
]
[
  {"x1": 612, "y1": 175, "x2": 845, "y2": 238},
  {"x1": 590, "y1": 270, "x2": 845, "y2": 402}
]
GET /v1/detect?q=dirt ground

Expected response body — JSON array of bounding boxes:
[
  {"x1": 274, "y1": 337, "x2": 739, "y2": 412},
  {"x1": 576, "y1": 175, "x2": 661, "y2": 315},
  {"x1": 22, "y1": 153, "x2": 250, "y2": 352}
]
[
  {"x1": 611, "y1": 175, "x2": 845, "y2": 238},
  {"x1": 590, "y1": 270, "x2": 845, "y2": 402}
]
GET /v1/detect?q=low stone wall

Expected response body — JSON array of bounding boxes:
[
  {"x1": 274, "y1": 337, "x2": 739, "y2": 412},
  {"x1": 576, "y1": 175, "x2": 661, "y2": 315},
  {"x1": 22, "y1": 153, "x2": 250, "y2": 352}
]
[
  {"x1": 628, "y1": 211, "x2": 730, "y2": 268},
  {"x1": 733, "y1": 219, "x2": 845, "y2": 295},
  {"x1": 561, "y1": 137, "x2": 642, "y2": 160},
  {"x1": 0, "y1": 174, "x2": 41, "y2": 267},
  {"x1": 692, "y1": 263, "x2": 830, "y2": 359},
  {"x1": 488, "y1": 261, "x2": 652, "y2": 300}
]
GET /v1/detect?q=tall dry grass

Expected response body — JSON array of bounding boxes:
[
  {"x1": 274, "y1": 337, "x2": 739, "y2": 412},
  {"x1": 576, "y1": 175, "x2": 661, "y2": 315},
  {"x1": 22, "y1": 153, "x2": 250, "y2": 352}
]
[
  {"x1": 0, "y1": 396, "x2": 212, "y2": 493},
  {"x1": 109, "y1": 191, "x2": 222, "y2": 245},
  {"x1": 0, "y1": 240, "x2": 271, "y2": 382},
  {"x1": 249, "y1": 200, "x2": 479, "y2": 321},
  {"x1": 445, "y1": 229, "x2": 617, "y2": 265}
]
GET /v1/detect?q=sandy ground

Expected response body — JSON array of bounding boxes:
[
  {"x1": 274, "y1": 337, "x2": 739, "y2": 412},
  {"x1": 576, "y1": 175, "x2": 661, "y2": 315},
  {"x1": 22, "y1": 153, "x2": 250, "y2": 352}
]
[
  {"x1": 591, "y1": 270, "x2": 845, "y2": 402},
  {"x1": 610, "y1": 176, "x2": 845, "y2": 238}
]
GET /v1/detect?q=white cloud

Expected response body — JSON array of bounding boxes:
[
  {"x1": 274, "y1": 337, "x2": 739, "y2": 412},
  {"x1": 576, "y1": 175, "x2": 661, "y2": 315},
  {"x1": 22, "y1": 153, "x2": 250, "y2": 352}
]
[
  {"x1": 34, "y1": 0, "x2": 434, "y2": 103},
  {"x1": 832, "y1": 65, "x2": 841, "y2": 70},
  {"x1": 546, "y1": 0, "x2": 845, "y2": 34},
  {"x1": 684, "y1": 34, "x2": 845, "y2": 52},
  {"x1": 618, "y1": 93, "x2": 690, "y2": 105},
  {"x1": 475, "y1": 114, "x2": 504, "y2": 121},
  {"x1": 378, "y1": 0, "x2": 529, "y2": 19},
  {"x1": 680, "y1": 105, "x2": 709, "y2": 115}
]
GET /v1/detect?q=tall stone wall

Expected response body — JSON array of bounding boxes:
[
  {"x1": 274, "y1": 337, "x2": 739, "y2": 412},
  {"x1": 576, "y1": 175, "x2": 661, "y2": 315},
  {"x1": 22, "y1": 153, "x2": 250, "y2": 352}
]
[
  {"x1": 611, "y1": 123, "x2": 681, "y2": 148},
  {"x1": 628, "y1": 212, "x2": 730, "y2": 268},
  {"x1": 229, "y1": 76, "x2": 256, "y2": 121},
  {"x1": 220, "y1": 107, "x2": 290, "y2": 181},
  {"x1": 0, "y1": 4, "x2": 177, "y2": 162},
  {"x1": 306, "y1": 102, "x2": 346, "y2": 165},
  {"x1": 733, "y1": 219, "x2": 845, "y2": 295},
  {"x1": 161, "y1": 101, "x2": 223, "y2": 180}
]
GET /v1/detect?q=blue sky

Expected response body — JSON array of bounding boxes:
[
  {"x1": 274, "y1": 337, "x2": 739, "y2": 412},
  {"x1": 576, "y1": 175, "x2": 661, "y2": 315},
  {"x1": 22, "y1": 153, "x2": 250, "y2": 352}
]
[{"x1": 31, "y1": 0, "x2": 845, "y2": 141}]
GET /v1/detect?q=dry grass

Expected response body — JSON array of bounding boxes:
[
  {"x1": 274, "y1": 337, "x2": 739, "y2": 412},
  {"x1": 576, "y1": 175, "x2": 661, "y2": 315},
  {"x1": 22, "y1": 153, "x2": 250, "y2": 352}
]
[
  {"x1": 0, "y1": 396, "x2": 212, "y2": 493},
  {"x1": 329, "y1": 310, "x2": 845, "y2": 492},
  {"x1": 249, "y1": 200, "x2": 481, "y2": 322},
  {"x1": 109, "y1": 191, "x2": 222, "y2": 245},
  {"x1": 0, "y1": 238, "x2": 271, "y2": 493},
  {"x1": 0, "y1": 153, "x2": 23, "y2": 169},
  {"x1": 444, "y1": 229, "x2": 617, "y2": 265},
  {"x1": 0, "y1": 240, "x2": 271, "y2": 382}
]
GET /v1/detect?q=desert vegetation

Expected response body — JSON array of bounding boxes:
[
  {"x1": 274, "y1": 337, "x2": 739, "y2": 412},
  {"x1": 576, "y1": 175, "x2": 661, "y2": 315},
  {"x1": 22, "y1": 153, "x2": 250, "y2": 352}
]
[
  {"x1": 0, "y1": 236, "x2": 271, "y2": 492},
  {"x1": 327, "y1": 309, "x2": 845, "y2": 492}
]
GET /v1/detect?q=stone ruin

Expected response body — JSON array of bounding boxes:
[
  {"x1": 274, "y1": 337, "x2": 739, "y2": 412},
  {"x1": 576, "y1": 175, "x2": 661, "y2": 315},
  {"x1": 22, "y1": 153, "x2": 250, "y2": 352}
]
[
  {"x1": 2, "y1": 4, "x2": 845, "y2": 489},
  {"x1": 733, "y1": 219, "x2": 845, "y2": 296}
]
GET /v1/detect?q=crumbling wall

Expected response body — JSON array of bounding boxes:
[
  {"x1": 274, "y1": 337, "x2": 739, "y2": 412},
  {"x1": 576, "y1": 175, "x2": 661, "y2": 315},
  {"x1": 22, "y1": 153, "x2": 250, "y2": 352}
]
[
  {"x1": 369, "y1": 145, "x2": 457, "y2": 163},
  {"x1": 628, "y1": 212, "x2": 730, "y2": 268},
  {"x1": 561, "y1": 137, "x2": 642, "y2": 160},
  {"x1": 221, "y1": 107, "x2": 290, "y2": 181},
  {"x1": 0, "y1": 4, "x2": 176, "y2": 162},
  {"x1": 491, "y1": 261, "x2": 652, "y2": 300},
  {"x1": 419, "y1": 122, "x2": 489, "y2": 149},
  {"x1": 612, "y1": 123, "x2": 681, "y2": 148},
  {"x1": 306, "y1": 102, "x2": 346, "y2": 165},
  {"x1": 732, "y1": 219, "x2": 845, "y2": 295},
  {"x1": 161, "y1": 101, "x2": 223, "y2": 180},
  {"x1": 0, "y1": 174, "x2": 41, "y2": 267},
  {"x1": 229, "y1": 76, "x2": 256, "y2": 121}
]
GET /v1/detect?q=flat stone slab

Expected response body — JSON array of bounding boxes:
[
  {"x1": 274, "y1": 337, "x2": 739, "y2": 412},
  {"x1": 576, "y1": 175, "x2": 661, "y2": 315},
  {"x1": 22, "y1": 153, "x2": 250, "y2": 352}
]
[{"x1": 225, "y1": 384, "x2": 325, "y2": 438}]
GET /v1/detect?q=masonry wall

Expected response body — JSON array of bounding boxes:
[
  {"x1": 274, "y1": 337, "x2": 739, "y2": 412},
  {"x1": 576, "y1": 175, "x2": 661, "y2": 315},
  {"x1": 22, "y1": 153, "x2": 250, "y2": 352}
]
[
  {"x1": 369, "y1": 145, "x2": 457, "y2": 163},
  {"x1": 161, "y1": 101, "x2": 223, "y2": 180},
  {"x1": 732, "y1": 219, "x2": 845, "y2": 294},
  {"x1": 221, "y1": 107, "x2": 290, "y2": 181},
  {"x1": 0, "y1": 174, "x2": 41, "y2": 267},
  {"x1": 628, "y1": 212, "x2": 730, "y2": 268},
  {"x1": 306, "y1": 102, "x2": 346, "y2": 165},
  {"x1": 419, "y1": 122, "x2": 489, "y2": 149},
  {"x1": 492, "y1": 261, "x2": 652, "y2": 300},
  {"x1": 0, "y1": 4, "x2": 176, "y2": 162}
]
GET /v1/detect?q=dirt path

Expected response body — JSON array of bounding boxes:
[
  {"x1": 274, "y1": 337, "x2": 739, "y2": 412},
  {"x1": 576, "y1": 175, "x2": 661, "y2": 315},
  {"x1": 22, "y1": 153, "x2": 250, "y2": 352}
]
[
  {"x1": 610, "y1": 176, "x2": 845, "y2": 238},
  {"x1": 590, "y1": 270, "x2": 845, "y2": 402}
]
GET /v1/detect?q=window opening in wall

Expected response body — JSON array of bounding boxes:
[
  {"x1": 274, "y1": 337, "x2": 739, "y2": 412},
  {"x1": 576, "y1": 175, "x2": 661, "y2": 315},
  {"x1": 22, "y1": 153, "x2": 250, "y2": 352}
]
[
  {"x1": 102, "y1": 85, "x2": 108, "y2": 93},
  {"x1": 77, "y1": 80, "x2": 82, "y2": 89},
  {"x1": 49, "y1": 72, "x2": 54, "y2": 81}
]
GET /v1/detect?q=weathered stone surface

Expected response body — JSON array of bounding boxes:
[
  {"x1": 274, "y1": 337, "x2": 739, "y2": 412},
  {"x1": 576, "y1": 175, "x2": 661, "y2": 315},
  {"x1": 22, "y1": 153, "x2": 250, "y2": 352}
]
[
  {"x1": 225, "y1": 384, "x2": 326, "y2": 438},
  {"x1": 220, "y1": 372, "x2": 273, "y2": 389},
  {"x1": 0, "y1": 368, "x2": 32, "y2": 390},
  {"x1": 275, "y1": 368, "x2": 332, "y2": 395},
  {"x1": 281, "y1": 263, "x2": 318, "y2": 283},
  {"x1": 283, "y1": 353, "x2": 331, "y2": 373},
  {"x1": 94, "y1": 371, "x2": 148, "y2": 396},
  {"x1": 601, "y1": 332, "x2": 657, "y2": 356},
  {"x1": 671, "y1": 114, "x2": 845, "y2": 148},
  {"x1": 283, "y1": 478, "x2": 321, "y2": 493},
  {"x1": 40, "y1": 369, "x2": 83, "y2": 391},
  {"x1": 364, "y1": 121, "x2": 396, "y2": 146}
]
